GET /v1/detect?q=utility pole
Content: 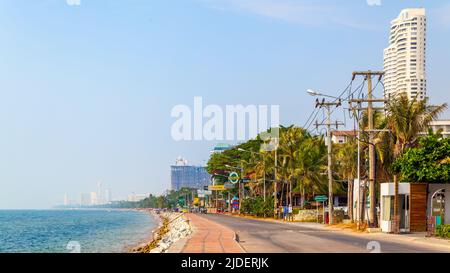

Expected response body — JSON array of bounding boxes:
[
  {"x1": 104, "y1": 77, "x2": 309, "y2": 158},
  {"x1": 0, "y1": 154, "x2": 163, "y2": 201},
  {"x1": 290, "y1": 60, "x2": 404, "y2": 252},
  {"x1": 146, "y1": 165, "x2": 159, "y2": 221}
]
[
  {"x1": 315, "y1": 99, "x2": 343, "y2": 225},
  {"x1": 350, "y1": 71, "x2": 385, "y2": 228},
  {"x1": 240, "y1": 161, "x2": 244, "y2": 215},
  {"x1": 274, "y1": 148, "x2": 278, "y2": 219}
]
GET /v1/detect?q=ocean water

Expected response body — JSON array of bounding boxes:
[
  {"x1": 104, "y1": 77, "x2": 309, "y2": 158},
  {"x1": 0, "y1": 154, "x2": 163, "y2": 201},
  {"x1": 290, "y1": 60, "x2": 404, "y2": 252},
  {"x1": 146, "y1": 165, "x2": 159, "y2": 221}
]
[{"x1": 0, "y1": 210, "x2": 156, "y2": 253}]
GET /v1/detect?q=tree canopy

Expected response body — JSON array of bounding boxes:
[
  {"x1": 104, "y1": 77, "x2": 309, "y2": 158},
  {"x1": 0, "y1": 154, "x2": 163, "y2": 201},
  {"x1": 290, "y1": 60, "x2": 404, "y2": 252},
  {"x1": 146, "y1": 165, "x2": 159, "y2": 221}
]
[{"x1": 392, "y1": 131, "x2": 450, "y2": 183}]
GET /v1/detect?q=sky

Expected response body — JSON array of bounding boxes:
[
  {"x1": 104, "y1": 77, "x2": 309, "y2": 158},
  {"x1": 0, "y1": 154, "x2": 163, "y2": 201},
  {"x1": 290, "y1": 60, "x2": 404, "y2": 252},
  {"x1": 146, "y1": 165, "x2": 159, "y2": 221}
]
[{"x1": 0, "y1": 0, "x2": 449, "y2": 209}]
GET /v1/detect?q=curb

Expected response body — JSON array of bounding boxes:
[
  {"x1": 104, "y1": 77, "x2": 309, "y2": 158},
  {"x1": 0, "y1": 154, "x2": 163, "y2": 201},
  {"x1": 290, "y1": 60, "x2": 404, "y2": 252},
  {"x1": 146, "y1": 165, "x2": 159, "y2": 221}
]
[{"x1": 234, "y1": 232, "x2": 247, "y2": 253}]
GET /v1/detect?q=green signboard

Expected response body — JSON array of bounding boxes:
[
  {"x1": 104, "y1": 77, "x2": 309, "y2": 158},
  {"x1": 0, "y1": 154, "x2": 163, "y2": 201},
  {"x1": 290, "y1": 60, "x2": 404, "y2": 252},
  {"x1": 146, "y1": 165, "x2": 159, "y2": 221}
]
[
  {"x1": 224, "y1": 182, "x2": 235, "y2": 189},
  {"x1": 314, "y1": 195, "x2": 328, "y2": 202}
]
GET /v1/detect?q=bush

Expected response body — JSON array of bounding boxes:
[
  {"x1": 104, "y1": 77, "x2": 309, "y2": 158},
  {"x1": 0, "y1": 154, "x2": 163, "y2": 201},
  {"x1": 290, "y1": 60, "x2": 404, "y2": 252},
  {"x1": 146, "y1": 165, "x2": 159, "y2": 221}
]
[
  {"x1": 436, "y1": 225, "x2": 450, "y2": 238},
  {"x1": 240, "y1": 196, "x2": 274, "y2": 217},
  {"x1": 333, "y1": 209, "x2": 345, "y2": 224}
]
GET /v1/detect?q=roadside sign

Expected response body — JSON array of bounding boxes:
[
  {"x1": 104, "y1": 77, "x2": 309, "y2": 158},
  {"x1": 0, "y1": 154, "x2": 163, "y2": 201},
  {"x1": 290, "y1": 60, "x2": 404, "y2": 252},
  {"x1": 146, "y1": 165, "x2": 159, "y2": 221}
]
[
  {"x1": 198, "y1": 194, "x2": 205, "y2": 198},
  {"x1": 197, "y1": 189, "x2": 212, "y2": 195},
  {"x1": 229, "y1": 172, "x2": 240, "y2": 184},
  {"x1": 224, "y1": 182, "x2": 235, "y2": 189},
  {"x1": 208, "y1": 185, "x2": 226, "y2": 191},
  {"x1": 232, "y1": 199, "x2": 239, "y2": 210},
  {"x1": 314, "y1": 195, "x2": 328, "y2": 202}
]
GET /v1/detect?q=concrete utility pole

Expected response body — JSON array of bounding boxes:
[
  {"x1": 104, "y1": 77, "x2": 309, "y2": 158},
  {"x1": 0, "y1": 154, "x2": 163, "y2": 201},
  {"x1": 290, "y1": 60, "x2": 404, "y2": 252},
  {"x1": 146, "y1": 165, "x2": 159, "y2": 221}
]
[
  {"x1": 351, "y1": 71, "x2": 385, "y2": 228},
  {"x1": 315, "y1": 99, "x2": 343, "y2": 225},
  {"x1": 274, "y1": 148, "x2": 278, "y2": 218}
]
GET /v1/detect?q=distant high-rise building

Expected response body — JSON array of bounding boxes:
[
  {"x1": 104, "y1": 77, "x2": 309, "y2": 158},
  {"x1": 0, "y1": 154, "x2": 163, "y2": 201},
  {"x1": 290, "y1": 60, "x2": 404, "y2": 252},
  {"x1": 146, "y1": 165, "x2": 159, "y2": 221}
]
[
  {"x1": 104, "y1": 189, "x2": 111, "y2": 204},
  {"x1": 170, "y1": 157, "x2": 211, "y2": 191},
  {"x1": 63, "y1": 193, "x2": 69, "y2": 206},
  {"x1": 96, "y1": 180, "x2": 103, "y2": 205},
  {"x1": 127, "y1": 193, "x2": 149, "y2": 202},
  {"x1": 80, "y1": 193, "x2": 91, "y2": 206},
  {"x1": 384, "y1": 8, "x2": 427, "y2": 101},
  {"x1": 90, "y1": 192, "x2": 98, "y2": 205}
]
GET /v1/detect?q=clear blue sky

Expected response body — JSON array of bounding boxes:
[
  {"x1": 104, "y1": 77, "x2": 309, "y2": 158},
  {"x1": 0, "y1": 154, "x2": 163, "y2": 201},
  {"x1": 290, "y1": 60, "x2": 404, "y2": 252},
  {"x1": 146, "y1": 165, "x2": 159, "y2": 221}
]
[{"x1": 0, "y1": 0, "x2": 449, "y2": 209}]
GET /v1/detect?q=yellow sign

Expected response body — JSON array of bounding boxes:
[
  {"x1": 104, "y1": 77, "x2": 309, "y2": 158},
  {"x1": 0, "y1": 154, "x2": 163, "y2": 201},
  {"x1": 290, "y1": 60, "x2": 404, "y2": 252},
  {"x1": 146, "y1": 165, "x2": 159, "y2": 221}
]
[
  {"x1": 193, "y1": 198, "x2": 199, "y2": 205},
  {"x1": 208, "y1": 185, "x2": 225, "y2": 191}
]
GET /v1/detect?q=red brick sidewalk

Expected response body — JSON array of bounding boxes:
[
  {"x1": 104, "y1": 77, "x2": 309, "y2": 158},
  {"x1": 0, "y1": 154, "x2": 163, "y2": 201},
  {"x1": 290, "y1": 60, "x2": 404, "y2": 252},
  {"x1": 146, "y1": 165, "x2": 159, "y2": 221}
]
[{"x1": 182, "y1": 214, "x2": 244, "y2": 253}]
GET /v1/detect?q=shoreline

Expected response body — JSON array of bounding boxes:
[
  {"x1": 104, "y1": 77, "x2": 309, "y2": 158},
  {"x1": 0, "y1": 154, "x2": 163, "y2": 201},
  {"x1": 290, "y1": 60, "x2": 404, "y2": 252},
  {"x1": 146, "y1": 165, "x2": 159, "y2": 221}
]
[{"x1": 132, "y1": 209, "x2": 192, "y2": 253}]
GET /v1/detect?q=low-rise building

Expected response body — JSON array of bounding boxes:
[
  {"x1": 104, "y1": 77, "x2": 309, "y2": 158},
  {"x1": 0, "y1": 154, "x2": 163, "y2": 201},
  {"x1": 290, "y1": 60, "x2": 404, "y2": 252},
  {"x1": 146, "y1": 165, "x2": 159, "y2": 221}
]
[
  {"x1": 427, "y1": 120, "x2": 450, "y2": 138},
  {"x1": 331, "y1": 130, "x2": 357, "y2": 144}
]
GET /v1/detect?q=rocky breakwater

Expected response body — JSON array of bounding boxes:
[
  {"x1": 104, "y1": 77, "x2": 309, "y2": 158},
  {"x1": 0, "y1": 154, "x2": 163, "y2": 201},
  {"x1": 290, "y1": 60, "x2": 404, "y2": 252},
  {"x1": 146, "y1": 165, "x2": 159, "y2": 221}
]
[{"x1": 134, "y1": 211, "x2": 192, "y2": 253}]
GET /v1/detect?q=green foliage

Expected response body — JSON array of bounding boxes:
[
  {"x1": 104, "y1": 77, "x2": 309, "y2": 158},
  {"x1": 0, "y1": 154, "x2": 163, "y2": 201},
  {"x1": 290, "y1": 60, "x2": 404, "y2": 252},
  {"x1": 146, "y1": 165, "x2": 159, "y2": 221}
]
[
  {"x1": 100, "y1": 187, "x2": 196, "y2": 209},
  {"x1": 436, "y1": 225, "x2": 450, "y2": 238},
  {"x1": 240, "y1": 196, "x2": 274, "y2": 217},
  {"x1": 392, "y1": 133, "x2": 450, "y2": 183}
]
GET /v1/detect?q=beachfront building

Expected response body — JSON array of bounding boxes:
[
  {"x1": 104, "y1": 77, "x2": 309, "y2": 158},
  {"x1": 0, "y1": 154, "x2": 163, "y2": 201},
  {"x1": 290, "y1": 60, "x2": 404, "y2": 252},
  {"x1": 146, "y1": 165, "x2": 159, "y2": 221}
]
[
  {"x1": 426, "y1": 120, "x2": 450, "y2": 138},
  {"x1": 384, "y1": 8, "x2": 427, "y2": 101},
  {"x1": 170, "y1": 157, "x2": 211, "y2": 191},
  {"x1": 331, "y1": 130, "x2": 357, "y2": 144}
]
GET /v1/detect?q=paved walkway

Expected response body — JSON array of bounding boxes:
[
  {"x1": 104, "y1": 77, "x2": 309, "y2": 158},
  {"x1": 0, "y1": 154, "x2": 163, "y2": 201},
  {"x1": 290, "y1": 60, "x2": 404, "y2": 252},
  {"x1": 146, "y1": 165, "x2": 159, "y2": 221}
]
[{"x1": 182, "y1": 213, "x2": 244, "y2": 253}]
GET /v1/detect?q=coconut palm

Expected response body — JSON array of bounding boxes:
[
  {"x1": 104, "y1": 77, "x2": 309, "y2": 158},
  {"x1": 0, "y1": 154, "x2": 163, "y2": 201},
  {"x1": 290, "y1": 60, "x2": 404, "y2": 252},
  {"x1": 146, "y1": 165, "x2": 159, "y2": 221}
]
[
  {"x1": 335, "y1": 140, "x2": 358, "y2": 221},
  {"x1": 293, "y1": 136, "x2": 328, "y2": 208},
  {"x1": 384, "y1": 93, "x2": 447, "y2": 232}
]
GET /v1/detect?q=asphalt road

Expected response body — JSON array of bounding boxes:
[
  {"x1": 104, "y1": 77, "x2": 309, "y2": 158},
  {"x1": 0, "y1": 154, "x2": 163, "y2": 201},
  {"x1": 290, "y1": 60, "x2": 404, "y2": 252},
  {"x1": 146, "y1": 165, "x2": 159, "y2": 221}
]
[{"x1": 201, "y1": 214, "x2": 449, "y2": 253}]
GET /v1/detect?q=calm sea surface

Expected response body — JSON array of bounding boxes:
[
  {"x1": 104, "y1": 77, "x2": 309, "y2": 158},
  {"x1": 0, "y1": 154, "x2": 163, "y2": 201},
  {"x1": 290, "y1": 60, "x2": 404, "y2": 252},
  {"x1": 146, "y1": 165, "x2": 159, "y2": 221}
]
[{"x1": 0, "y1": 210, "x2": 156, "y2": 253}]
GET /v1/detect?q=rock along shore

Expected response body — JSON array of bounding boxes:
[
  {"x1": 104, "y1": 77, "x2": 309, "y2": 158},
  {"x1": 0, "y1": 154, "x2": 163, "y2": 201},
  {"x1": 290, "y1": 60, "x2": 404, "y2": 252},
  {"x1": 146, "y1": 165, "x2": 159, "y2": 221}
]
[{"x1": 133, "y1": 210, "x2": 192, "y2": 253}]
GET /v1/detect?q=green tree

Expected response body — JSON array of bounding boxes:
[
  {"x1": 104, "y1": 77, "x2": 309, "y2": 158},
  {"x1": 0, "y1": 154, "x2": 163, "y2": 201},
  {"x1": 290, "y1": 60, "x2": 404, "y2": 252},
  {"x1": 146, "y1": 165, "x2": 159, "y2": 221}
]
[
  {"x1": 384, "y1": 93, "x2": 447, "y2": 232},
  {"x1": 392, "y1": 131, "x2": 450, "y2": 183},
  {"x1": 335, "y1": 140, "x2": 357, "y2": 221}
]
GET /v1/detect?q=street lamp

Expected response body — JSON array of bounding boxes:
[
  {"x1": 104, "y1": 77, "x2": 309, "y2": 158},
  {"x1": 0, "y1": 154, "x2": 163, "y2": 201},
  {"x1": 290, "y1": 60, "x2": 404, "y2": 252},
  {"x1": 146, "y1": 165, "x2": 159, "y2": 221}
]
[
  {"x1": 308, "y1": 89, "x2": 362, "y2": 225},
  {"x1": 307, "y1": 89, "x2": 341, "y2": 100},
  {"x1": 306, "y1": 89, "x2": 338, "y2": 225}
]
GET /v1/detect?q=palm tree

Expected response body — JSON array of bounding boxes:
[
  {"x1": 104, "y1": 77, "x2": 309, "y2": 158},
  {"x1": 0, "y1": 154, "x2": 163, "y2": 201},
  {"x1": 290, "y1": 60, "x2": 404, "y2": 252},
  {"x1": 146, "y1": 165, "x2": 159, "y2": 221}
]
[
  {"x1": 384, "y1": 93, "x2": 447, "y2": 233},
  {"x1": 291, "y1": 136, "x2": 324, "y2": 203},
  {"x1": 335, "y1": 140, "x2": 357, "y2": 222}
]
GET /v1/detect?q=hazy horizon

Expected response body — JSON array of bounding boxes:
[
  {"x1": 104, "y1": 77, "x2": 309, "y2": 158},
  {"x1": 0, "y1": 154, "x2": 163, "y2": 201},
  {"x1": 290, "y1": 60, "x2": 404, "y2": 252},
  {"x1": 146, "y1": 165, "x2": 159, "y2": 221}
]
[{"x1": 1, "y1": 0, "x2": 449, "y2": 209}]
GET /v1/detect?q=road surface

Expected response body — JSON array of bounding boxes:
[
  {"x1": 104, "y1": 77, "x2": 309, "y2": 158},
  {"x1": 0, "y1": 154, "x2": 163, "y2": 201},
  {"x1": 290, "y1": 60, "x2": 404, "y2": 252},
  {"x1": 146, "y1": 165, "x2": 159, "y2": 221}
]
[{"x1": 201, "y1": 214, "x2": 450, "y2": 253}]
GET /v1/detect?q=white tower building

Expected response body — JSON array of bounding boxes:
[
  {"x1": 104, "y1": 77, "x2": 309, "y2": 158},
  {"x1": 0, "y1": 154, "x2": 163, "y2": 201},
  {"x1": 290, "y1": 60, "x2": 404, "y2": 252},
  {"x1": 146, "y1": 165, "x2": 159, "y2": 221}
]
[{"x1": 384, "y1": 8, "x2": 427, "y2": 101}]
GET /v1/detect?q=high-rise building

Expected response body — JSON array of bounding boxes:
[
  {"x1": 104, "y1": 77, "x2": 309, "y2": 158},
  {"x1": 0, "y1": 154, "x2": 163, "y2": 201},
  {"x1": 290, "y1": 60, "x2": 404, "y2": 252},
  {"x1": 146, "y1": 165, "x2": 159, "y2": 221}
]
[
  {"x1": 170, "y1": 157, "x2": 211, "y2": 191},
  {"x1": 384, "y1": 8, "x2": 427, "y2": 101},
  {"x1": 127, "y1": 193, "x2": 149, "y2": 202},
  {"x1": 90, "y1": 192, "x2": 98, "y2": 205},
  {"x1": 80, "y1": 193, "x2": 91, "y2": 206},
  {"x1": 96, "y1": 181, "x2": 103, "y2": 205},
  {"x1": 63, "y1": 193, "x2": 69, "y2": 206},
  {"x1": 104, "y1": 189, "x2": 111, "y2": 204}
]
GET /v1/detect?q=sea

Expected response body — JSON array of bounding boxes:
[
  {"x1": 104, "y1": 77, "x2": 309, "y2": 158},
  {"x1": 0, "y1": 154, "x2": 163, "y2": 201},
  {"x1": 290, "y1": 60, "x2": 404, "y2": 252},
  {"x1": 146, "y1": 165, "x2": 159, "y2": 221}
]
[{"x1": 0, "y1": 209, "x2": 157, "y2": 253}]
